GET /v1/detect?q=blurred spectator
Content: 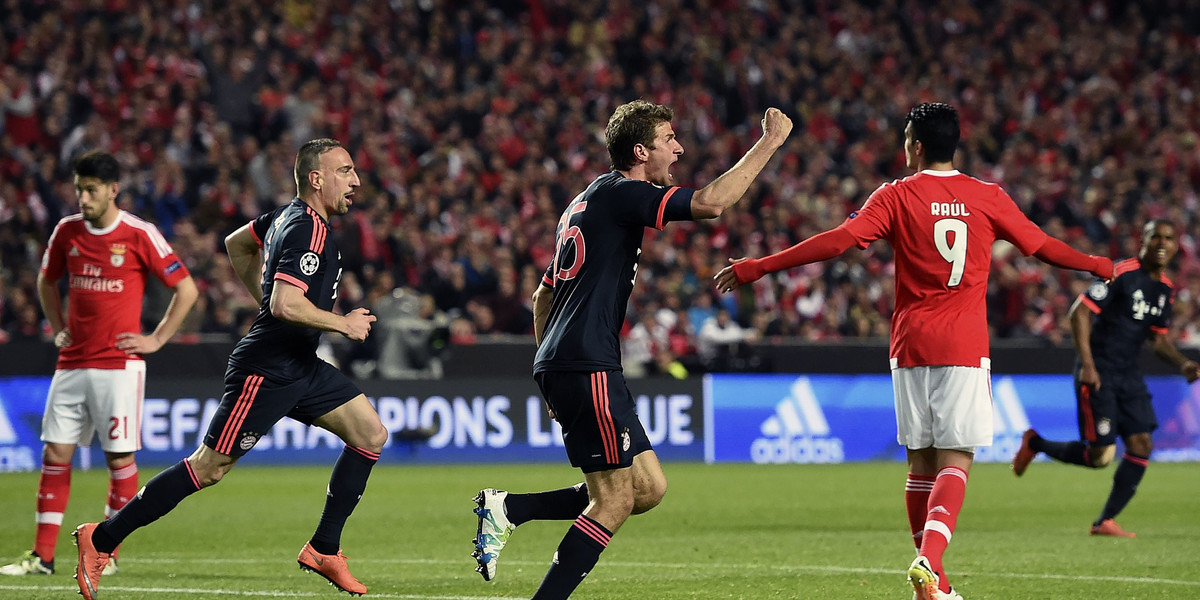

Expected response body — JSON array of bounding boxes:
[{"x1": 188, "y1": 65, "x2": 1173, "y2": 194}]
[{"x1": 2, "y1": 1, "x2": 1200, "y2": 377}]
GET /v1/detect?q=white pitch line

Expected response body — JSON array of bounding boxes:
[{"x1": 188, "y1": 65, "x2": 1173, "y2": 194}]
[
  {"x1": 8, "y1": 557, "x2": 1198, "y2": 589},
  {"x1": 0, "y1": 585, "x2": 500, "y2": 600}
]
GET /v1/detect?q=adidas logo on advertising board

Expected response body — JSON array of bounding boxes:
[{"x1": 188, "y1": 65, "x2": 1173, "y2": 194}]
[
  {"x1": 751, "y1": 377, "x2": 844, "y2": 464},
  {"x1": 0, "y1": 390, "x2": 37, "y2": 471},
  {"x1": 975, "y1": 376, "x2": 1031, "y2": 462}
]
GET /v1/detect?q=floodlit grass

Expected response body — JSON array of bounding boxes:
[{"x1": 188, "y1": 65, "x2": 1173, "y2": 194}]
[{"x1": 1, "y1": 461, "x2": 1199, "y2": 599}]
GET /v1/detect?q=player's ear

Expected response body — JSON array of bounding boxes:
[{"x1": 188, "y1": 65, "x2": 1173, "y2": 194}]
[
  {"x1": 308, "y1": 170, "x2": 321, "y2": 191},
  {"x1": 634, "y1": 144, "x2": 648, "y2": 162}
]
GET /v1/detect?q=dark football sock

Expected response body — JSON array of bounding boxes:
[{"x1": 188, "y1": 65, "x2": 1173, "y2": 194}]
[
  {"x1": 95, "y1": 459, "x2": 203, "y2": 553},
  {"x1": 1097, "y1": 453, "x2": 1148, "y2": 523},
  {"x1": 531, "y1": 515, "x2": 612, "y2": 600},
  {"x1": 1030, "y1": 437, "x2": 1094, "y2": 467},
  {"x1": 310, "y1": 446, "x2": 379, "y2": 555},
  {"x1": 505, "y1": 483, "x2": 589, "y2": 526}
]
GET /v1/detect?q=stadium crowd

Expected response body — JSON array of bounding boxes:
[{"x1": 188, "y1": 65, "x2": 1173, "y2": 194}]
[{"x1": 2, "y1": 0, "x2": 1200, "y2": 377}]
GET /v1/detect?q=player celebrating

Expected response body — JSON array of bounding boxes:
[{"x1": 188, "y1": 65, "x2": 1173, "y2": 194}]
[
  {"x1": 714, "y1": 103, "x2": 1114, "y2": 600},
  {"x1": 1012, "y1": 220, "x2": 1199, "y2": 537},
  {"x1": 471, "y1": 100, "x2": 792, "y2": 599},
  {"x1": 1, "y1": 151, "x2": 197, "y2": 578},
  {"x1": 71, "y1": 139, "x2": 386, "y2": 600}
]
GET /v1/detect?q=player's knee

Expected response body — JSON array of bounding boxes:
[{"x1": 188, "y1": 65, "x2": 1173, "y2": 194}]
[
  {"x1": 362, "y1": 421, "x2": 388, "y2": 453},
  {"x1": 633, "y1": 478, "x2": 667, "y2": 514},
  {"x1": 1088, "y1": 444, "x2": 1116, "y2": 468}
]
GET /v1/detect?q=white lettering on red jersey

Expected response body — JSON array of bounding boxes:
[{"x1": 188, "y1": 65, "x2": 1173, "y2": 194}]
[
  {"x1": 41, "y1": 211, "x2": 190, "y2": 369},
  {"x1": 839, "y1": 170, "x2": 1048, "y2": 367}
]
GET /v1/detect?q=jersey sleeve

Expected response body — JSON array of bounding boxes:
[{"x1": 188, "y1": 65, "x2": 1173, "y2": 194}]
[
  {"x1": 40, "y1": 220, "x2": 70, "y2": 280},
  {"x1": 989, "y1": 187, "x2": 1047, "y2": 255},
  {"x1": 541, "y1": 262, "x2": 555, "y2": 289},
  {"x1": 1079, "y1": 274, "x2": 1119, "y2": 314},
  {"x1": 839, "y1": 183, "x2": 895, "y2": 248},
  {"x1": 249, "y1": 211, "x2": 274, "y2": 247},
  {"x1": 611, "y1": 179, "x2": 695, "y2": 230},
  {"x1": 139, "y1": 223, "x2": 191, "y2": 287},
  {"x1": 272, "y1": 219, "x2": 322, "y2": 292}
]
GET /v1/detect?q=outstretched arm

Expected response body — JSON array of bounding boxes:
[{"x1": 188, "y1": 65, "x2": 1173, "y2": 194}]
[
  {"x1": 715, "y1": 227, "x2": 857, "y2": 292},
  {"x1": 690, "y1": 108, "x2": 793, "y2": 219},
  {"x1": 1032, "y1": 237, "x2": 1113, "y2": 279}
]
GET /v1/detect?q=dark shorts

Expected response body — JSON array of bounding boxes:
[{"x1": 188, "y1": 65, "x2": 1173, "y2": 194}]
[
  {"x1": 1075, "y1": 368, "x2": 1156, "y2": 446},
  {"x1": 204, "y1": 361, "x2": 362, "y2": 457},
  {"x1": 534, "y1": 369, "x2": 652, "y2": 473}
]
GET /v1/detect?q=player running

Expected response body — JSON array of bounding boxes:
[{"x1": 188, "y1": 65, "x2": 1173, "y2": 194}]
[
  {"x1": 1012, "y1": 220, "x2": 1199, "y2": 537},
  {"x1": 472, "y1": 100, "x2": 792, "y2": 599},
  {"x1": 2, "y1": 151, "x2": 197, "y2": 578},
  {"x1": 71, "y1": 139, "x2": 386, "y2": 599},
  {"x1": 715, "y1": 103, "x2": 1114, "y2": 600}
]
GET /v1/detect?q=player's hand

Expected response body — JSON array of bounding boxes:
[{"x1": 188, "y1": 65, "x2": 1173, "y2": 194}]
[
  {"x1": 1078, "y1": 363, "x2": 1102, "y2": 391},
  {"x1": 714, "y1": 257, "x2": 765, "y2": 293},
  {"x1": 1182, "y1": 360, "x2": 1200, "y2": 383},
  {"x1": 1092, "y1": 256, "x2": 1115, "y2": 281},
  {"x1": 761, "y1": 108, "x2": 793, "y2": 147},
  {"x1": 54, "y1": 328, "x2": 72, "y2": 348},
  {"x1": 341, "y1": 307, "x2": 376, "y2": 342},
  {"x1": 115, "y1": 332, "x2": 165, "y2": 354}
]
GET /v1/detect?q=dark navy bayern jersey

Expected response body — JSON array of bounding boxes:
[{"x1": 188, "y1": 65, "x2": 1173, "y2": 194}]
[
  {"x1": 1078, "y1": 258, "x2": 1173, "y2": 371},
  {"x1": 229, "y1": 198, "x2": 343, "y2": 381},
  {"x1": 534, "y1": 171, "x2": 694, "y2": 373}
]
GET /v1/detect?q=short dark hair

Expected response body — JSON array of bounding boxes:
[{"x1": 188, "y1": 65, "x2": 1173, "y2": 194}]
[
  {"x1": 73, "y1": 151, "x2": 121, "y2": 183},
  {"x1": 905, "y1": 103, "x2": 959, "y2": 163},
  {"x1": 294, "y1": 138, "x2": 343, "y2": 194},
  {"x1": 605, "y1": 100, "x2": 674, "y2": 171}
]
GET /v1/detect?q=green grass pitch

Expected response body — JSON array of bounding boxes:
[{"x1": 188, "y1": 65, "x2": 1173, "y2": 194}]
[{"x1": 1, "y1": 461, "x2": 1198, "y2": 599}]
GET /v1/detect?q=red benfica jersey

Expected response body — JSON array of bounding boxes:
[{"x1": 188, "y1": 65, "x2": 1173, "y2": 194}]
[
  {"x1": 840, "y1": 170, "x2": 1048, "y2": 368},
  {"x1": 40, "y1": 211, "x2": 190, "y2": 369}
]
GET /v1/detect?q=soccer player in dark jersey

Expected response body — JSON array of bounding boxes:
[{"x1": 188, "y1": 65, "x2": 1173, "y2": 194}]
[
  {"x1": 1012, "y1": 220, "x2": 1199, "y2": 537},
  {"x1": 72, "y1": 139, "x2": 386, "y2": 600},
  {"x1": 471, "y1": 100, "x2": 792, "y2": 598}
]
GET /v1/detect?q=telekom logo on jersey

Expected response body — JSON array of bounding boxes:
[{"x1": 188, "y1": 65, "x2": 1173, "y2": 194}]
[{"x1": 69, "y1": 263, "x2": 125, "y2": 293}]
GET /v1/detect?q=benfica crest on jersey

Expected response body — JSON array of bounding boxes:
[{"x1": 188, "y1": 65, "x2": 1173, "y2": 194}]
[{"x1": 109, "y1": 243, "x2": 128, "y2": 267}]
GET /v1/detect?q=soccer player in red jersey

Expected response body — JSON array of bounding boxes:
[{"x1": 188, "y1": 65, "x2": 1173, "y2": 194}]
[
  {"x1": 715, "y1": 103, "x2": 1115, "y2": 600},
  {"x1": 1, "y1": 151, "x2": 197, "y2": 578}
]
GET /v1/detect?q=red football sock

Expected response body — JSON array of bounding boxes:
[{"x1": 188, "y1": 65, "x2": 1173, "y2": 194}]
[
  {"x1": 34, "y1": 461, "x2": 72, "y2": 563},
  {"x1": 106, "y1": 462, "x2": 139, "y2": 560},
  {"x1": 905, "y1": 473, "x2": 935, "y2": 550},
  {"x1": 106, "y1": 462, "x2": 139, "y2": 517},
  {"x1": 920, "y1": 466, "x2": 968, "y2": 593}
]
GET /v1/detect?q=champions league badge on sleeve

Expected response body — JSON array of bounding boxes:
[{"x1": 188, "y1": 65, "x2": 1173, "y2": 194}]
[
  {"x1": 300, "y1": 252, "x2": 320, "y2": 275},
  {"x1": 1087, "y1": 280, "x2": 1108, "y2": 301}
]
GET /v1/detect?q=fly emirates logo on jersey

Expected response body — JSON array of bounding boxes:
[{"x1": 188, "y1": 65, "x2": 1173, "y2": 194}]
[{"x1": 69, "y1": 263, "x2": 125, "y2": 293}]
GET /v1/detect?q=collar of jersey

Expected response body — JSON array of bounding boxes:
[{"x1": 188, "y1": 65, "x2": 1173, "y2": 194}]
[
  {"x1": 84, "y1": 211, "x2": 123, "y2": 235},
  {"x1": 919, "y1": 169, "x2": 961, "y2": 177}
]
